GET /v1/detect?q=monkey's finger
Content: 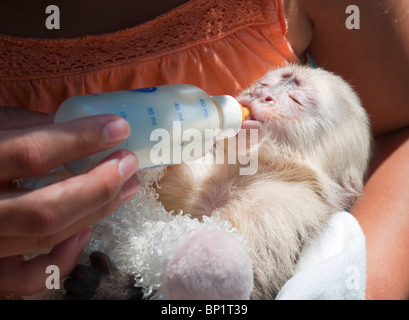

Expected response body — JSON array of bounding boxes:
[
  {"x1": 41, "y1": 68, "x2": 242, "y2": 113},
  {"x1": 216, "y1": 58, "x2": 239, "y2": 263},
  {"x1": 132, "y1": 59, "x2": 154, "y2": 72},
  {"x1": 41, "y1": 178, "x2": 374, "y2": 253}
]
[
  {"x1": 90, "y1": 251, "x2": 118, "y2": 275},
  {"x1": 64, "y1": 265, "x2": 102, "y2": 300}
]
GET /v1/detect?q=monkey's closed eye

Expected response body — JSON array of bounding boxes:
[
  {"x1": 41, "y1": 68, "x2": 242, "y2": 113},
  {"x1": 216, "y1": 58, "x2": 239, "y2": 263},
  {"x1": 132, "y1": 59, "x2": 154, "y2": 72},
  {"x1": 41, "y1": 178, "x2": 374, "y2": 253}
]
[
  {"x1": 281, "y1": 72, "x2": 293, "y2": 79},
  {"x1": 288, "y1": 94, "x2": 303, "y2": 107}
]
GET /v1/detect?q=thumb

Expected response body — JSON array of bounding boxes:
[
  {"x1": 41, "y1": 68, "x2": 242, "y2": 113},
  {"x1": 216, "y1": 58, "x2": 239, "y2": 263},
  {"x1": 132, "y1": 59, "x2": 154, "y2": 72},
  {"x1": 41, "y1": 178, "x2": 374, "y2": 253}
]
[
  {"x1": 0, "y1": 228, "x2": 92, "y2": 296},
  {"x1": 0, "y1": 106, "x2": 54, "y2": 131}
]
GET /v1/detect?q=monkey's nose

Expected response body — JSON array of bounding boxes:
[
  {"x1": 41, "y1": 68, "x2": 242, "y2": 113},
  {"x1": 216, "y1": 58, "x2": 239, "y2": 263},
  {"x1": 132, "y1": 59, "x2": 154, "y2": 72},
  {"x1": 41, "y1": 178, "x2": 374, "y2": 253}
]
[{"x1": 263, "y1": 96, "x2": 276, "y2": 104}]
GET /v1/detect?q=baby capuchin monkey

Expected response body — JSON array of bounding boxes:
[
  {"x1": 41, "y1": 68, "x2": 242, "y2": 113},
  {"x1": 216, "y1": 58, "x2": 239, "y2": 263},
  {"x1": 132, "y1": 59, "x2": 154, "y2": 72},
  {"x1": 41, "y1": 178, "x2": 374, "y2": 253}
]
[{"x1": 64, "y1": 64, "x2": 372, "y2": 300}]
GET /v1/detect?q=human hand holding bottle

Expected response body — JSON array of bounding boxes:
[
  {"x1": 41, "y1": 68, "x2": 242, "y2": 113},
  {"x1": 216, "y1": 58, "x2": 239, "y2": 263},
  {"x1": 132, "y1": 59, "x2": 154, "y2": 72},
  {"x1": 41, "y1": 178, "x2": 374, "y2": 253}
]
[{"x1": 0, "y1": 106, "x2": 140, "y2": 296}]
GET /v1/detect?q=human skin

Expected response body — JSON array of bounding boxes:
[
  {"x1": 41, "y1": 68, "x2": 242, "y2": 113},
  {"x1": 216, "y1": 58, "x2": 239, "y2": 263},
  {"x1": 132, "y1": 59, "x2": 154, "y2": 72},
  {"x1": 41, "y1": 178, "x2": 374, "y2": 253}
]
[
  {"x1": 285, "y1": 0, "x2": 409, "y2": 299},
  {"x1": 1, "y1": 0, "x2": 408, "y2": 299},
  {"x1": 0, "y1": 110, "x2": 141, "y2": 295}
]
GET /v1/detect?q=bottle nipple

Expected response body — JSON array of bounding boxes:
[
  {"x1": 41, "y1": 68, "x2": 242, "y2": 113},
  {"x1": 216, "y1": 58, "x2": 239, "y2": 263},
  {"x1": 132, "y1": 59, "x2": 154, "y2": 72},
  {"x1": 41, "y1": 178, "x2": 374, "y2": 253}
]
[
  {"x1": 210, "y1": 95, "x2": 251, "y2": 136},
  {"x1": 240, "y1": 105, "x2": 251, "y2": 123}
]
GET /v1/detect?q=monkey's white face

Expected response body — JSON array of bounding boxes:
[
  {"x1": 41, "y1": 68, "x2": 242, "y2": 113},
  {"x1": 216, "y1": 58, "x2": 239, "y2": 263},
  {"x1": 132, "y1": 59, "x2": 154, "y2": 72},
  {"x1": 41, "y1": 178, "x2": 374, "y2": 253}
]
[
  {"x1": 238, "y1": 65, "x2": 322, "y2": 132},
  {"x1": 236, "y1": 64, "x2": 371, "y2": 208},
  {"x1": 236, "y1": 64, "x2": 368, "y2": 152}
]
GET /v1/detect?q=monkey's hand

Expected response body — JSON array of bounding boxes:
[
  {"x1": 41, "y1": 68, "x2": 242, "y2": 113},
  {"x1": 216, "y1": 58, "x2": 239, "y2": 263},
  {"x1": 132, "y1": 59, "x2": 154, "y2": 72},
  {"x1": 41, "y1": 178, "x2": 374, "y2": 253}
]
[{"x1": 64, "y1": 251, "x2": 145, "y2": 300}]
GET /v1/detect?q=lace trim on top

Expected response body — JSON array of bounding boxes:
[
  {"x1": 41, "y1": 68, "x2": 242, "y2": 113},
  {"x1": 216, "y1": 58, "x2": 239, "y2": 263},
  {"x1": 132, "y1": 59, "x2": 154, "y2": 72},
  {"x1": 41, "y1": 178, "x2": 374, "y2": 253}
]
[{"x1": 0, "y1": 0, "x2": 281, "y2": 80}]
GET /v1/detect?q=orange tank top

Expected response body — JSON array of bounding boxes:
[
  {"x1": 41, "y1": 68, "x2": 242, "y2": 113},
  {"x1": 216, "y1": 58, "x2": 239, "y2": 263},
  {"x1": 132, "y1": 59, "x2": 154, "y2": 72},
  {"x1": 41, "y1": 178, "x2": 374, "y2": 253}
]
[{"x1": 0, "y1": 0, "x2": 298, "y2": 113}]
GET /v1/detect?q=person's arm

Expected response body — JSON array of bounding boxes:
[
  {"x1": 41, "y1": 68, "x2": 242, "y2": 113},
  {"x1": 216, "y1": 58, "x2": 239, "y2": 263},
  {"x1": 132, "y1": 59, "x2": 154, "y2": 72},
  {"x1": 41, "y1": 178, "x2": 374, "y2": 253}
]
[
  {"x1": 352, "y1": 127, "x2": 409, "y2": 300},
  {"x1": 286, "y1": 0, "x2": 409, "y2": 299},
  {"x1": 0, "y1": 108, "x2": 140, "y2": 296}
]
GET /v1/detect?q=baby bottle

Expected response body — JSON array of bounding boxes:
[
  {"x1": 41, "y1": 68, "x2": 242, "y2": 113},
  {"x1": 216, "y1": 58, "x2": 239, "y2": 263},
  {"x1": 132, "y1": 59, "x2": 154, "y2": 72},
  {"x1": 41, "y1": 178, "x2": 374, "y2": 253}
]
[{"x1": 55, "y1": 84, "x2": 250, "y2": 174}]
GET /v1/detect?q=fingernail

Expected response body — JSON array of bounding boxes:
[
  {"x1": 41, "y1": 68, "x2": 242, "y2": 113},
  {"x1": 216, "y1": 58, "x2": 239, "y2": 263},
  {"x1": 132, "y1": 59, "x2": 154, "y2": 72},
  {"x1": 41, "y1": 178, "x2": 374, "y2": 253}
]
[
  {"x1": 118, "y1": 155, "x2": 139, "y2": 178},
  {"x1": 103, "y1": 118, "x2": 131, "y2": 144},
  {"x1": 76, "y1": 228, "x2": 92, "y2": 251},
  {"x1": 120, "y1": 175, "x2": 140, "y2": 201}
]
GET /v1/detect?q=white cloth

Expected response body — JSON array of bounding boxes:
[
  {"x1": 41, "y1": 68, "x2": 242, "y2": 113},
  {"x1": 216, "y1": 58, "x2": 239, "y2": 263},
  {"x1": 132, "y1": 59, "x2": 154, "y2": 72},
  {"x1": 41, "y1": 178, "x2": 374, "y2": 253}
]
[{"x1": 276, "y1": 211, "x2": 366, "y2": 300}]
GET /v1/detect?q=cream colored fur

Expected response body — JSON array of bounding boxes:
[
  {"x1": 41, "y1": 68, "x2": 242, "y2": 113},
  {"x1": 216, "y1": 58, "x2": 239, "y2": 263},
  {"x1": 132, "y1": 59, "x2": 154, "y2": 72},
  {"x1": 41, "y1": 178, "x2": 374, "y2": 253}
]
[{"x1": 156, "y1": 65, "x2": 372, "y2": 299}]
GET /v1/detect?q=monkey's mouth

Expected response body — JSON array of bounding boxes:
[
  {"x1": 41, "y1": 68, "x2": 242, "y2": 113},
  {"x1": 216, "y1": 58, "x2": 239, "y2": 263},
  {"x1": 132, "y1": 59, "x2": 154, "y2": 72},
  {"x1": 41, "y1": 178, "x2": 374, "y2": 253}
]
[
  {"x1": 242, "y1": 113, "x2": 263, "y2": 130},
  {"x1": 237, "y1": 99, "x2": 263, "y2": 129},
  {"x1": 244, "y1": 115, "x2": 257, "y2": 121},
  {"x1": 242, "y1": 105, "x2": 260, "y2": 122}
]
